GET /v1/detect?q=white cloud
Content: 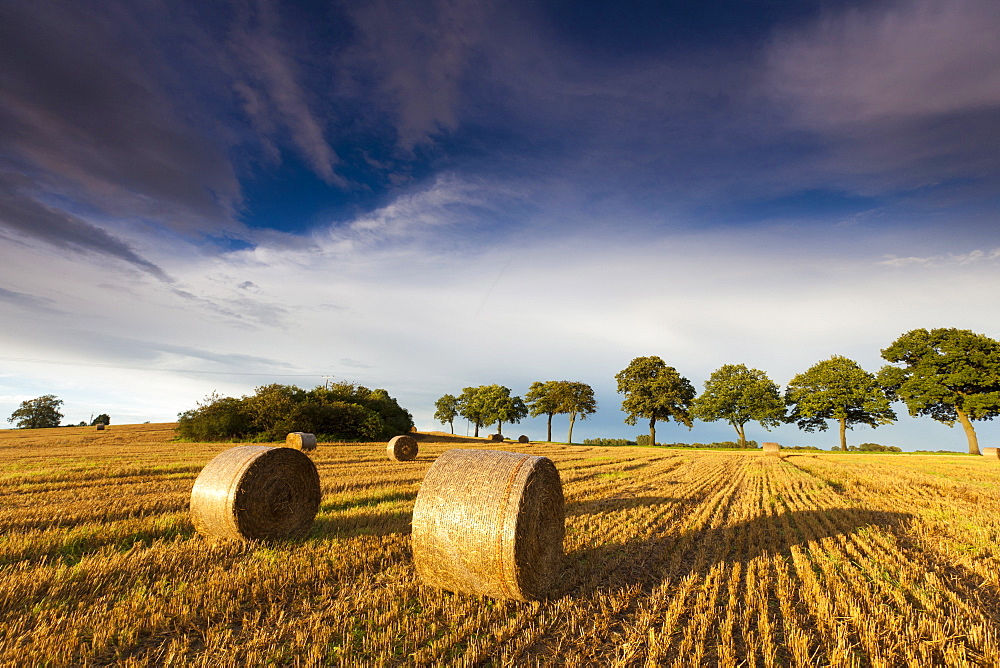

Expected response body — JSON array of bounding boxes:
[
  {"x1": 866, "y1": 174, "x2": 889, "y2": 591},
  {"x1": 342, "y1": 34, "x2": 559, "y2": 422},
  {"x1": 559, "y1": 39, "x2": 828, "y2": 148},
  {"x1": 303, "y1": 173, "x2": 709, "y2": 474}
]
[{"x1": 880, "y1": 247, "x2": 1000, "y2": 267}]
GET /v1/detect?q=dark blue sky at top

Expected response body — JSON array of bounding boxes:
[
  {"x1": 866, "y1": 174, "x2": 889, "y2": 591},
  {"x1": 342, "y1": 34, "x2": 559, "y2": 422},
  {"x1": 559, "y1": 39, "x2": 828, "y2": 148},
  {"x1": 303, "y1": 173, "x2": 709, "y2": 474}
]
[{"x1": 1, "y1": 0, "x2": 998, "y2": 265}]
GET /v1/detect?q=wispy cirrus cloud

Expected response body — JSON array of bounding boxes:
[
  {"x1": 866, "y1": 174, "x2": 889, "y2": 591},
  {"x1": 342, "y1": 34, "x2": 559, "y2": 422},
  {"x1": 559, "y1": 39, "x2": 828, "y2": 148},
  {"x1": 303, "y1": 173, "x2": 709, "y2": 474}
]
[
  {"x1": 228, "y1": 0, "x2": 343, "y2": 186},
  {"x1": 879, "y1": 248, "x2": 1000, "y2": 267}
]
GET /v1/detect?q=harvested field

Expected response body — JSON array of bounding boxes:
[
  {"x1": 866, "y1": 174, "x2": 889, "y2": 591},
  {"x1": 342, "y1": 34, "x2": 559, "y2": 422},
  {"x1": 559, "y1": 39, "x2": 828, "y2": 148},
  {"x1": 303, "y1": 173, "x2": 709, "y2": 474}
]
[{"x1": 2, "y1": 424, "x2": 1000, "y2": 665}]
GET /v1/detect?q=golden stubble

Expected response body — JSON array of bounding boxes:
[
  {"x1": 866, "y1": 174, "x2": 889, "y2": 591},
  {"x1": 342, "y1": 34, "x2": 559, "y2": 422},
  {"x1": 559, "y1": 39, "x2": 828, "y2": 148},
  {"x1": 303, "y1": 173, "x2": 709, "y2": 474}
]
[{"x1": 1, "y1": 424, "x2": 999, "y2": 665}]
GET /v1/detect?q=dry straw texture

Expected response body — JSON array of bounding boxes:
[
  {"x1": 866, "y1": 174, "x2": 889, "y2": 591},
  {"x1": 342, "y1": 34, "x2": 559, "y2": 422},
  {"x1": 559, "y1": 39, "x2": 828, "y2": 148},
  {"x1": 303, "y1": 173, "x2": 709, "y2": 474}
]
[
  {"x1": 286, "y1": 432, "x2": 317, "y2": 452},
  {"x1": 489, "y1": 434, "x2": 504, "y2": 442},
  {"x1": 387, "y1": 435, "x2": 418, "y2": 461},
  {"x1": 518, "y1": 435, "x2": 529, "y2": 443},
  {"x1": 189, "y1": 445, "x2": 321, "y2": 541},
  {"x1": 411, "y1": 448, "x2": 565, "y2": 602},
  {"x1": 95, "y1": 424, "x2": 105, "y2": 431},
  {"x1": 762, "y1": 442, "x2": 781, "y2": 455},
  {"x1": 983, "y1": 447, "x2": 1000, "y2": 459}
]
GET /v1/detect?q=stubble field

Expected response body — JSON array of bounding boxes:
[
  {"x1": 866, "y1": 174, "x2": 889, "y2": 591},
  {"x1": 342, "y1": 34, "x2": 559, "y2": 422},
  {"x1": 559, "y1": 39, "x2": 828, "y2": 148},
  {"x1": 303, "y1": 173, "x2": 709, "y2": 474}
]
[{"x1": 2, "y1": 423, "x2": 1000, "y2": 666}]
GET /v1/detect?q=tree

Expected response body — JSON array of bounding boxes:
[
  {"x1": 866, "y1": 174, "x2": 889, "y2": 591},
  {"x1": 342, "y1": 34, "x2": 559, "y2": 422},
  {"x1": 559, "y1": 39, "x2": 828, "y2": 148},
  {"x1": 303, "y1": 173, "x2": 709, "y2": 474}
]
[
  {"x1": 879, "y1": 328, "x2": 1000, "y2": 455},
  {"x1": 785, "y1": 356, "x2": 895, "y2": 451},
  {"x1": 481, "y1": 384, "x2": 528, "y2": 435},
  {"x1": 458, "y1": 386, "x2": 491, "y2": 437},
  {"x1": 559, "y1": 381, "x2": 597, "y2": 444},
  {"x1": 433, "y1": 394, "x2": 460, "y2": 434},
  {"x1": 692, "y1": 364, "x2": 785, "y2": 447},
  {"x1": 615, "y1": 357, "x2": 695, "y2": 446},
  {"x1": 91, "y1": 413, "x2": 111, "y2": 426},
  {"x1": 525, "y1": 381, "x2": 562, "y2": 441},
  {"x1": 8, "y1": 394, "x2": 64, "y2": 429}
]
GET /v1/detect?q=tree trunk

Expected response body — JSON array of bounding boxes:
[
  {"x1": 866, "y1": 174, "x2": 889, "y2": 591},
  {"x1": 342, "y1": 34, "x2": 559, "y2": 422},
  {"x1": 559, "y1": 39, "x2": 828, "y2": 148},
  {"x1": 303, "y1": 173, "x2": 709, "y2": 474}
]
[
  {"x1": 449, "y1": 420, "x2": 454, "y2": 435},
  {"x1": 649, "y1": 417, "x2": 656, "y2": 446},
  {"x1": 839, "y1": 418, "x2": 847, "y2": 451},
  {"x1": 474, "y1": 421, "x2": 480, "y2": 438},
  {"x1": 956, "y1": 407, "x2": 981, "y2": 455},
  {"x1": 733, "y1": 422, "x2": 746, "y2": 448},
  {"x1": 567, "y1": 412, "x2": 576, "y2": 444},
  {"x1": 547, "y1": 413, "x2": 553, "y2": 442},
  {"x1": 497, "y1": 420, "x2": 504, "y2": 436}
]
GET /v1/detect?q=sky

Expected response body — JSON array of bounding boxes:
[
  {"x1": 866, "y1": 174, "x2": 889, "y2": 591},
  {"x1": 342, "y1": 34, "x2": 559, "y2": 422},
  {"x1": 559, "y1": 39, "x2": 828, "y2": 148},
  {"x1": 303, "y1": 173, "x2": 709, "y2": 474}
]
[{"x1": 2, "y1": 0, "x2": 1000, "y2": 451}]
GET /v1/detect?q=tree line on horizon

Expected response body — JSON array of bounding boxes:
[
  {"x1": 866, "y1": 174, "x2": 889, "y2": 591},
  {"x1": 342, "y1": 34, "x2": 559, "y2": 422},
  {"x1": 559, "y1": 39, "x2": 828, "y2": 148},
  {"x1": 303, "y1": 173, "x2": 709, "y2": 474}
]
[
  {"x1": 434, "y1": 328, "x2": 1000, "y2": 454},
  {"x1": 433, "y1": 381, "x2": 598, "y2": 443}
]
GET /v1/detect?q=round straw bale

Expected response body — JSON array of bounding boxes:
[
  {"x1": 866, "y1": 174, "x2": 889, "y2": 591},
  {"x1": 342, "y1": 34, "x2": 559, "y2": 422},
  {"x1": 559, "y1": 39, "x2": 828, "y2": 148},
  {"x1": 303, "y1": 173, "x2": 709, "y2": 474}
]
[
  {"x1": 286, "y1": 431, "x2": 317, "y2": 452},
  {"x1": 518, "y1": 435, "x2": 529, "y2": 443},
  {"x1": 190, "y1": 446, "x2": 321, "y2": 541},
  {"x1": 489, "y1": 433, "x2": 504, "y2": 442},
  {"x1": 95, "y1": 424, "x2": 105, "y2": 431},
  {"x1": 762, "y1": 442, "x2": 781, "y2": 455},
  {"x1": 982, "y1": 447, "x2": 999, "y2": 459},
  {"x1": 411, "y1": 448, "x2": 564, "y2": 602},
  {"x1": 387, "y1": 434, "x2": 418, "y2": 461}
]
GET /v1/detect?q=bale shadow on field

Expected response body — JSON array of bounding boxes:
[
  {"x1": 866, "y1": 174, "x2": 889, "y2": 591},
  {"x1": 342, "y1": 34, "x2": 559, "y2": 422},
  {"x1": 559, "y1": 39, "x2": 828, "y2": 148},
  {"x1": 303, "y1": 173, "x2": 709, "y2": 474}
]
[{"x1": 557, "y1": 507, "x2": 913, "y2": 598}]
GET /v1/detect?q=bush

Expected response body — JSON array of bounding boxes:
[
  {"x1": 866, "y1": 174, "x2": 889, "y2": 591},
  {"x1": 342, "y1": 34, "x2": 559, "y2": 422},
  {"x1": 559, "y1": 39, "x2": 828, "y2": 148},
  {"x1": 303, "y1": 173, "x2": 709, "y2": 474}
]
[
  {"x1": 636, "y1": 435, "x2": 652, "y2": 446},
  {"x1": 853, "y1": 443, "x2": 903, "y2": 452},
  {"x1": 176, "y1": 383, "x2": 412, "y2": 442},
  {"x1": 653, "y1": 440, "x2": 760, "y2": 449},
  {"x1": 582, "y1": 438, "x2": 635, "y2": 446},
  {"x1": 178, "y1": 394, "x2": 254, "y2": 441}
]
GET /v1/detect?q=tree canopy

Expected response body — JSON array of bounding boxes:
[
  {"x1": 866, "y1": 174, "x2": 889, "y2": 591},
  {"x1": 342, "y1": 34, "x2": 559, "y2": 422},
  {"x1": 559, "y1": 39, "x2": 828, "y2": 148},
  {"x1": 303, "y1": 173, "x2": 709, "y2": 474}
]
[
  {"x1": 525, "y1": 380, "x2": 597, "y2": 443},
  {"x1": 176, "y1": 383, "x2": 412, "y2": 442},
  {"x1": 785, "y1": 356, "x2": 895, "y2": 451},
  {"x1": 616, "y1": 356, "x2": 695, "y2": 446},
  {"x1": 879, "y1": 327, "x2": 1000, "y2": 455},
  {"x1": 433, "y1": 394, "x2": 459, "y2": 434},
  {"x1": 525, "y1": 381, "x2": 562, "y2": 442},
  {"x1": 692, "y1": 364, "x2": 785, "y2": 447},
  {"x1": 560, "y1": 381, "x2": 597, "y2": 444},
  {"x1": 91, "y1": 414, "x2": 111, "y2": 426},
  {"x1": 8, "y1": 394, "x2": 63, "y2": 429}
]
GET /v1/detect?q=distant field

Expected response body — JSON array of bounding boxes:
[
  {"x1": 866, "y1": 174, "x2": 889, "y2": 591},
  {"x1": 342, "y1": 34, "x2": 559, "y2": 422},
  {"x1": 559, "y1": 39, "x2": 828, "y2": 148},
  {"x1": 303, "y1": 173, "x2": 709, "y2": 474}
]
[{"x1": 2, "y1": 424, "x2": 1000, "y2": 665}]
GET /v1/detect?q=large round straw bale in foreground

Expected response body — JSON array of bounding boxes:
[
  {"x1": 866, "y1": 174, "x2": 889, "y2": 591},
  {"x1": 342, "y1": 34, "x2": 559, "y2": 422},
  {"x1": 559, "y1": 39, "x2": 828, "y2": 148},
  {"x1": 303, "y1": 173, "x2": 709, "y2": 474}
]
[
  {"x1": 412, "y1": 448, "x2": 565, "y2": 602},
  {"x1": 190, "y1": 446, "x2": 321, "y2": 541},
  {"x1": 762, "y1": 442, "x2": 781, "y2": 455},
  {"x1": 286, "y1": 432, "x2": 317, "y2": 452},
  {"x1": 982, "y1": 447, "x2": 999, "y2": 459},
  {"x1": 387, "y1": 435, "x2": 418, "y2": 461}
]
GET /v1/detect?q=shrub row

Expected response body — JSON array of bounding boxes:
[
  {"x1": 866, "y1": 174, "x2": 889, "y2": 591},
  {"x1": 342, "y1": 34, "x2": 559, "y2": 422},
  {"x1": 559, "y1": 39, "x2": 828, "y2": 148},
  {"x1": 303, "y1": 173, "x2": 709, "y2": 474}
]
[{"x1": 177, "y1": 383, "x2": 414, "y2": 442}]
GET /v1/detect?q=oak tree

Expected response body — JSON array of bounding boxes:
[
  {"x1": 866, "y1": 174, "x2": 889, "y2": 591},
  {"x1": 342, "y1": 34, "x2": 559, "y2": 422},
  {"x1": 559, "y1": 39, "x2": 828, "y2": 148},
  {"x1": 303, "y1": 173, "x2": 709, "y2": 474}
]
[
  {"x1": 616, "y1": 356, "x2": 695, "y2": 446},
  {"x1": 433, "y1": 394, "x2": 460, "y2": 434},
  {"x1": 560, "y1": 381, "x2": 597, "y2": 445},
  {"x1": 785, "y1": 356, "x2": 895, "y2": 451},
  {"x1": 692, "y1": 364, "x2": 785, "y2": 447},
  {"x1": 525, "y1": 381, "x2": 562, "y2": 442},
  {"x1": 8, "y1": 394, "x2": 63, "y2": 429},
  {"x1": 879, "y1": 328, "x2": 1000, "y2": 455}
]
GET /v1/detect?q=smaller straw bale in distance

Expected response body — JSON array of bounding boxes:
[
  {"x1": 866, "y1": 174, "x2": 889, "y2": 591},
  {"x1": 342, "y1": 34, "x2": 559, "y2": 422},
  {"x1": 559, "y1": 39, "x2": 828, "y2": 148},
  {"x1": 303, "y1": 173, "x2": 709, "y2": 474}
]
[
  {"x1": 190, "y1": 446, "x2": 321, "y2": 541},
  {"x1": 286, "y1": 431, "x2": 317, "y2": 452},
  {"x1": 982, "y1": 447, "x2": 1000, "y2": 459},
  {"x1": 387, "y1": 434, "x2": 418, "y2": 461},
  {"x1": 412, "y1": 448, "x2": 565, "y2": 602},
  {"x1": 489, "y1": 433, "x2": 504, "y2": 442},
  {"x1": 762, "y1": 442, "x2": 781, "y2": 455},
  {"x1": 95, "y1": 424, "x2": 105, "y2": 431},
  {"x1": 518, "y1": 435, "x2": 529, "y2": 443}
]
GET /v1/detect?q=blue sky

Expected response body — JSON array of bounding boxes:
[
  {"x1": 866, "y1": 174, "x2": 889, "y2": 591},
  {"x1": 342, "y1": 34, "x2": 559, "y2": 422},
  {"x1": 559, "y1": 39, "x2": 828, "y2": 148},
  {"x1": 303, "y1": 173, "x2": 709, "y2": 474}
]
[{"x1": 2, "y1": 0, "x2": 1000, "y2": 450}]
